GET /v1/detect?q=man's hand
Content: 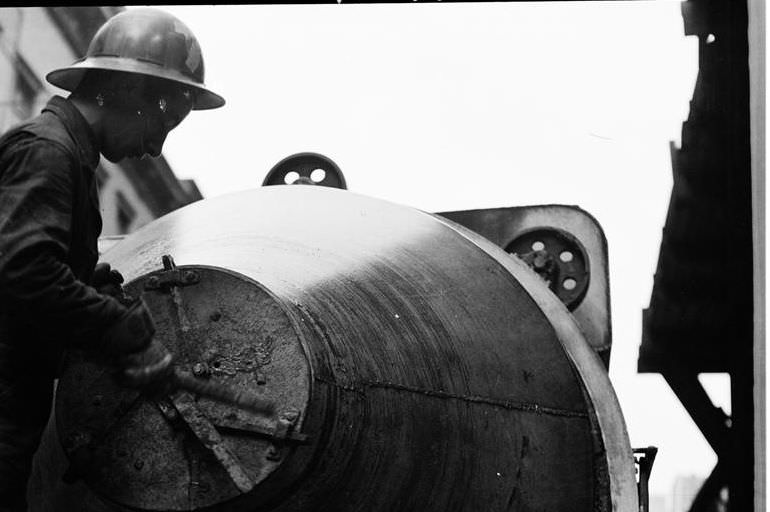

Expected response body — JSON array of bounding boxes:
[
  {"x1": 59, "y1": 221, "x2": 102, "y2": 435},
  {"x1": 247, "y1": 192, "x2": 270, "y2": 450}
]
[
  {"x1": 92, "y1": 262, "x2": 129, "y2": 303},
  {"x1": 101, "y1": 297, "x2": 174, "y2": 389},
  {"x1": 117, "y1": 338, "x2": 175, "y2": 390}
]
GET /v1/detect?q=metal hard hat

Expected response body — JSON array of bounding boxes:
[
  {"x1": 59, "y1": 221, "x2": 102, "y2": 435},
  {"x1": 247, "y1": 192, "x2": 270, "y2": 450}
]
[{"x1": 46, "y1": 8, "x2": 224, "y2": 110}]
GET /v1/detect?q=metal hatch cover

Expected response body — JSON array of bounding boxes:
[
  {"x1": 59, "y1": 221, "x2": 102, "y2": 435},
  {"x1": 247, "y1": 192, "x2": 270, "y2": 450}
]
[{"x1": 55, "y1": 265, "x2": 312, "y2": 511}]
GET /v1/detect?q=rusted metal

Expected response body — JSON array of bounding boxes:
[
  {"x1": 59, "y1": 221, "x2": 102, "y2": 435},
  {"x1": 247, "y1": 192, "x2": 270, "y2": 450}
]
[
  {"x1": 50, "y1": 264, "x2": 311, "y2": 511},
  {"x1": 155, "y1": 397, "x2": 180, "y2": 424},
  {"x1": 212, "y1": 415, "x2": 309, "y2": 444},
  {"x1": 171, "y1": 392, "x2": 255, "y2": 494},
  {"x1": 146, "y1": 256, "x2": 277, "y2": 416},
  {"x1": 171, "y1": 368, "x2": 275, "y2": 416}
]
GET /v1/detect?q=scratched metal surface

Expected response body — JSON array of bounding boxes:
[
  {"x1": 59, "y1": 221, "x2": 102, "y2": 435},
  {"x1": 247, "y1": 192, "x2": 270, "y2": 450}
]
[
  {"x1": 33, "y1": 186, "x2": 634, "y2": 511},
  {"x1": 438, "y1": 205, "x2": 612, "y2": 361}
]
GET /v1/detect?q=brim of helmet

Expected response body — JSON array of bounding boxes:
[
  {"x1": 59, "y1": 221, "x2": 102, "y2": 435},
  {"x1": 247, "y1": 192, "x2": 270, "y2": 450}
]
[{"x1": 46, "y1": 58, "x2": 225, "y2": 110}]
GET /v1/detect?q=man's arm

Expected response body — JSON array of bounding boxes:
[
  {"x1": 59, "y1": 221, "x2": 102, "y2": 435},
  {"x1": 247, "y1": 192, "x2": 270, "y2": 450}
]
[{"x1": 0, "y1": 134, "x2": 133, "y2": 351}]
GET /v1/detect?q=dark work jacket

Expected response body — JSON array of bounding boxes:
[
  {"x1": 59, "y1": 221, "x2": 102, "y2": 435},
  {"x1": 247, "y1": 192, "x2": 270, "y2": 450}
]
[{"x1": 0, "y1": 96, "x2": 127, "y2": 510}]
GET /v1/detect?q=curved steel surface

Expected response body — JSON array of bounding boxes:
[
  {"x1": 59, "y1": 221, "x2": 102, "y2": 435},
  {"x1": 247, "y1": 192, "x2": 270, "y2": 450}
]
[
  {"x1": 439, "y1": 205, "x2": 612, "y2": 357},
  {"x1": 37, "y1": 187, "x2": 634, "y2": 511},
  {"x1": 433, "y1": 215, "x2": 638, "y2": 512}
]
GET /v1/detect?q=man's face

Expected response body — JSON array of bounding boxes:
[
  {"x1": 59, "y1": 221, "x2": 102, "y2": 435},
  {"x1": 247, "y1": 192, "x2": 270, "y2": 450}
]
[{"x1": 100, "y1": 75, "x2": 193, "y2": 163}]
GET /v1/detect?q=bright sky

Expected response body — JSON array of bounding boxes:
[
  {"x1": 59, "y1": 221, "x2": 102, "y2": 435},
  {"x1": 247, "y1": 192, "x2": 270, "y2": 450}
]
[{"x1": 136, "y1": 1, "x2": 723, "y2": 502}]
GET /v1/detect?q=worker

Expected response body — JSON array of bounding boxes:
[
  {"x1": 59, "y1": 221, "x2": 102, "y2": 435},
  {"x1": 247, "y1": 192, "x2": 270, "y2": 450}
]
[{"x1": 0, "y1": 8, "x2": 224, "y2": 510}]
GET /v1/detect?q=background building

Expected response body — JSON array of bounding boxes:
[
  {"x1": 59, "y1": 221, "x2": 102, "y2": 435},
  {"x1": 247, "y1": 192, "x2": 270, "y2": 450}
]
[
  {"x1": 671, "y1": 475, "x2": 708, "y2": 512},
  {"x1": 650, "y1": 494, "x2": 668, "y2": 512},
  {"x1": 0, "y1": 7, "x2": 202, "y2": 239}
]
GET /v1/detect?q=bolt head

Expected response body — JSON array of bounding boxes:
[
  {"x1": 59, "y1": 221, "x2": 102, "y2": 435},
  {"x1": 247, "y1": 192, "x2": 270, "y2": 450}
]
[
  {"x1": 265, "y1": 446, "x2": 281, "y2": 461},
  {"x1": 533, "y1": 253, "x2": 548, "y2": 268},
  {"x1": 192, "y1": 362, "x2": 210, "y2": 378},
  {"x1": 255, "y1": 371, "x2": 267, "y2": 385}
]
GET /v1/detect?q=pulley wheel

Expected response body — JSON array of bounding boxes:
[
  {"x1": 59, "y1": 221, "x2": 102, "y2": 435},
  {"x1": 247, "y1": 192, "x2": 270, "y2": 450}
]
[
  {"x1": 262, "y1": 152, "x2": 347, "y2": 189},
  {"x1": 505, "y1": 228, "x2": 590, "y2": 311}
]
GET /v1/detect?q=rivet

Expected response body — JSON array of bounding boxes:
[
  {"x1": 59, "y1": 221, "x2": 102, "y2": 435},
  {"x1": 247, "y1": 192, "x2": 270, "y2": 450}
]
[
  {"x1": 266, "y1": 446, "x2": 281, "y2": 461},
  {"x1": 255, "y1": 371, "x2": 267, "y2": 385},
  {"x1": 134, "y1": 459, "x2": 144, "y2": 470},
  {"x1": 192, "y1": 362, "x2": 210, "y2": 378},
  {"x1": 209, "y1": 311, "x2": 222, "y2": 322},
  {"x1": 191, "y1": 480, "x2": 210, "y2": 493}
]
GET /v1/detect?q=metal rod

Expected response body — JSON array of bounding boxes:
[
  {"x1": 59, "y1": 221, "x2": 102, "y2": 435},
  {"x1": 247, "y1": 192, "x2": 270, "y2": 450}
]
[{"x1": 172, "y1": 369, "x2": 275, "y2": 416}]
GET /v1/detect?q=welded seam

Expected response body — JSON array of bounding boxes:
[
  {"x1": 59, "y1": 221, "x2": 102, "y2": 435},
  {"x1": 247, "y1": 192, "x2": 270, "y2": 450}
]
[{"x1": 315, "y1": 377, "x2": 588, "y2": 418}]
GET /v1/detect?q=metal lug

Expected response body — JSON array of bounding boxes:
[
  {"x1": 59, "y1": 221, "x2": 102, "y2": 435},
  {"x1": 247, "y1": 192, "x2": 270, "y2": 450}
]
[{"x1": 144, "y1": 254, "x2": 201, "y2": 291}]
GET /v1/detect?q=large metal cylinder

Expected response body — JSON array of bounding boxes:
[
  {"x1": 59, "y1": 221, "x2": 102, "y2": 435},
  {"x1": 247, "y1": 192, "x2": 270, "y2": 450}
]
[{"x1": 30, "y1": 186, "x2": 637, "y2": 512}]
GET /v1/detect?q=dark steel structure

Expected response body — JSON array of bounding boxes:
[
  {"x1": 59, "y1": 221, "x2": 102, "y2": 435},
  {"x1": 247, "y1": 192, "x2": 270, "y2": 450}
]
[
  {"x1": 30, "y1": 186, "x2": 637, "y2": 511},
  {"x1": 638, "y1": 1, "x2": 757, "y2": 511}
]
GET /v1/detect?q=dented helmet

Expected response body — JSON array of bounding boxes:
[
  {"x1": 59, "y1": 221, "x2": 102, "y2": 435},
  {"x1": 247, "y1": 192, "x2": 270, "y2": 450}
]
[{"x1": 46, "y1": 8, "x2": 224, "y2": 110}]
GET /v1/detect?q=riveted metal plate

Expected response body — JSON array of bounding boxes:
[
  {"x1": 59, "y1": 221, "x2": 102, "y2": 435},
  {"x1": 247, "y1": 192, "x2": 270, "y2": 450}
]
[{"x1": 56, "y1": 266, "x2": 311, "y2": 511}]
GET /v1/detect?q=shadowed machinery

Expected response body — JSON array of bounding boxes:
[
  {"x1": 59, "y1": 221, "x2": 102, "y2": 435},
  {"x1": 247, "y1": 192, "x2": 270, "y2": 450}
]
[{"x1": 28, "y1": 179, "x2": 644, "y2": 511}]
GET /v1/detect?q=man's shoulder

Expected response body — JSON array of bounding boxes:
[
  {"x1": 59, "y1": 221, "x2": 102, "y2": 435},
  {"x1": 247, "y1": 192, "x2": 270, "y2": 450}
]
[{"x1": 0, "y1": 110, "x2": 75, "y2": 160}]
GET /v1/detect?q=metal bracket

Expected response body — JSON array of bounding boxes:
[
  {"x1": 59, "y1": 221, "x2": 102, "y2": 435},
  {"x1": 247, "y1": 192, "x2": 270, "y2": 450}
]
[
  {"x1": 215, "y1": 414, "x2": 308, "y2": 444},
  {"x1": 273, "y1": 409, "x2": 303, "y2": 442},
  {"x1": 158, "y1": 397, "x2": 308, "y2": 444},
  {"x1": 633, "y1": 446, "x2": 658, "y2": 512},
  {"x1": 154, "y1": 393, "x2": 309, "y2": 494},
  {"x1": 171, "y1": 392, "x2": 256, "y2": 494},
  {"x1": 144, "y1": 254, "x2": 201, "y2": 291}
]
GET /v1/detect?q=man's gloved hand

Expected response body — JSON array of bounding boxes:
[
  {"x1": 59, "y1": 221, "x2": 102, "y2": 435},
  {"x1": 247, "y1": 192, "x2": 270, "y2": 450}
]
[
  {"x1": 101, "y1": 297, "x2": 175, "y2": 390},
  {"x1": 117, "y1": 338, "x2": 175, "y2": 391},
  {"x1": 92, "y1": 262, "x2": 131, "y2": 304}
]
